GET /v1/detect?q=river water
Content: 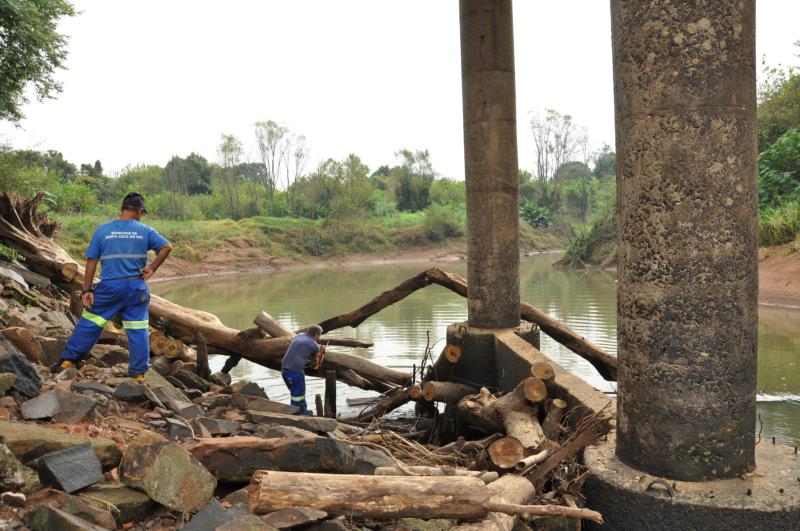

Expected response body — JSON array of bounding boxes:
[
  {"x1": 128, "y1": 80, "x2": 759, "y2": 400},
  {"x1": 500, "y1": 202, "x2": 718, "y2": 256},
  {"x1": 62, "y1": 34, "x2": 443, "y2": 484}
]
[{"x1": 152, "y1": 254, "x2": 800, "y2": 446}]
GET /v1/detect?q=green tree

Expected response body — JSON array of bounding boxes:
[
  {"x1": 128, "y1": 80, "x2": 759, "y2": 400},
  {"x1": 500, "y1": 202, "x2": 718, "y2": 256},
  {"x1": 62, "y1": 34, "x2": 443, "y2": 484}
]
[
  {"x1": 164, "y1": 153, "x2": 212, "y2": 195},
  {"x1": 393, "y1": 149, "x2": 435, "y2": 212},
  {"x1": 592, "y1": 144, "x2": 616, "y2": 180},
  {"x1": 0, "y1": 0, "x2": 75, "y2": 123},
  {"x1": 758, "y1": 43, "x2": 800, "y2": 151},
  {"x1": 759, "y1": 129, "x2": 800, "y2": 209},
  {"x1": 554, "y1": 161, "x2": 592, "y2": 183}
]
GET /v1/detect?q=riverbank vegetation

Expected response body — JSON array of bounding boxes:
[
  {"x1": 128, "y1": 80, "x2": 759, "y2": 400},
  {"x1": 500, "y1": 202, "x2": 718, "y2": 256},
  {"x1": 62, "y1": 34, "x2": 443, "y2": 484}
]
[{"x1": 557, "y1": 42, "x2": 800, "y2": 267}]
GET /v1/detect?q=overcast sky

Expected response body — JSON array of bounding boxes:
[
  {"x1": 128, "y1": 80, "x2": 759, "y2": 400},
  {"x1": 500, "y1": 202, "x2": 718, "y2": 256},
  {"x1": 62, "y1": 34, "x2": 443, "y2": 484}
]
[{"x1": 1, "y1": 1, "x2": 798, "y2": 180}]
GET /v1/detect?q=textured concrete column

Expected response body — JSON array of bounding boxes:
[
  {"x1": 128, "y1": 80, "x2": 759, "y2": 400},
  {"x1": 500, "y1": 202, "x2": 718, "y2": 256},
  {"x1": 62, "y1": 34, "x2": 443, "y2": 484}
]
[
  {"x1": 612, "y1": 1, "x2": 758, "y2": 480},
  {"x1": 459, "y1": 0, "x2": 520, "y2": 329}
]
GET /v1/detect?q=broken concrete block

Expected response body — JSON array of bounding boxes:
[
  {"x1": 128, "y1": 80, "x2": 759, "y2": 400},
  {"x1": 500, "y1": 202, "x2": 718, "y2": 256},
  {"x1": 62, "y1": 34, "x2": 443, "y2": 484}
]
[
  {"x1": 0, "y1": 335, "x2": 42, "y2": 398},
  {"x1": 0, "y1": 442, "x2": 40, "y2": 493},
  {"x1": 119, "y1": 439, "x2": 215, "y2": 512},
  {"x1": 78, "y1": 482, "x2": 158, "y2": 526},
  {"x1": 261, "y1": 507, "x2": 328, "y2": 529},
  {"x1": 0, "y1": 420, "x2": 121, "y2": 470},
  {"x1": 184, "y1": 435, "x2": 356, "y2": 482},
  {"x1": 38, "y1": 443, "x2": 103, "y2": 493}
]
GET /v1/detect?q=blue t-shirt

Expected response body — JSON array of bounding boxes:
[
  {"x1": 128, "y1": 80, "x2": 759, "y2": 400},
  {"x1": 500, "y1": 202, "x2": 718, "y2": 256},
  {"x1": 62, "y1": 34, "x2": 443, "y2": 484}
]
[
  {"x1": 281, "y1": 333, "x2": 321, "y2": 372},
  {"x1": 86, "y1": 220, "x2": 169, "y2": 281}
]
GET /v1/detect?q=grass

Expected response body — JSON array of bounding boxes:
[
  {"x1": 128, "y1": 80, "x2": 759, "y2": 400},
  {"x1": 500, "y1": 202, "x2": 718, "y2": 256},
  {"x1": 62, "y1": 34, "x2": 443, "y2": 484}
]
[
  {"x1": 558, "y1": 208, "x2": 618, "y2": 268},
  {"x1": 759, "y1": 201, "x2": 800, "y2": 246},
  {"x1": 53, "y1": 212, "x2": 565, "y2": 264}
]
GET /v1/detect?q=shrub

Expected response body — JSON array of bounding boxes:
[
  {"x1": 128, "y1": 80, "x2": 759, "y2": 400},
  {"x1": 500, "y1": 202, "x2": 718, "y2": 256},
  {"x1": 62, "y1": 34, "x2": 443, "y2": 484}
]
[
  {"x1": 520, "y1": 200, "x2": 551, "y2": 228},
  {"x1": 759, "y1": 129, "x2": 800, "y2": 209},
  {"x1": 422, "y1": 203, "x2": 465, "y2": 241}
]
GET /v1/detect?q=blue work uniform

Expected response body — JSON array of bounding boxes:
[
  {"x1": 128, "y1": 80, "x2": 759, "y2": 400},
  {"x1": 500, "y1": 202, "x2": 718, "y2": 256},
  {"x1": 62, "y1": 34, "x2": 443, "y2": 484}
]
[
  {"x1": 281, "y1": 332, "x2": 320, "y2": 415},
  {"x1": 60, "y1": 219, "x2": 169, "y2": 376}
]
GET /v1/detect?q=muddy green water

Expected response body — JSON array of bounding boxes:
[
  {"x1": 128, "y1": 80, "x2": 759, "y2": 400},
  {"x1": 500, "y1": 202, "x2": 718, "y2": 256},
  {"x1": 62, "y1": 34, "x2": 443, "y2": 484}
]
[{"x1": 153, "y1": 254, "x2": 800, "y2": 446}]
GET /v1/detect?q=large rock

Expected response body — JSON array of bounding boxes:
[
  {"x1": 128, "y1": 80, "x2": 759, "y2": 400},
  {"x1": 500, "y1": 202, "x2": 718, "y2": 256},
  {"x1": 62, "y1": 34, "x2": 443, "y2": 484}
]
[
  {"x1": 0, "y1": 420, "x2": 121, "y2": 470},
  {"x1": 0, "y1": 334, "x2": 42, "y2": 398},
  {"x1": 230, "y1": 380, "x2": 268, "y2": 398},
  {"x1": 184, "y1": 435, "x2": 356, "y2": 483},
  {"x1": 71, "y1": 382, "x2": 115, "y2": 396},
  {"x1": 218, "y1": 514, "x2": 276, "y2": 530},
  {"x1": 236, "y1": 395, "x2": 299, "y2": 415},
  {"x1": 27, "y1": 503, "x2": 111, "y2": 531},
  {"x1": 119, "y1": 438, "x2": 215, "y2": 512},
  {"x1": 20, "y1": 390, "x2": 96, "y2": 424},
  {"x1": 252, "y1": 425, "x2": 317, "y2": 441},
  {"x1": 246, "y1": 410, "x2": 337, "y2": 433},
  {"x1": 0, "y1": 372, "x2": 16, "y2": 395},
  {"x1": 181, "y1": 499, "x2": 250, "y2": 531},
  {"x1": 143, "y1": 368, "x2": 189, "y2": 403},
  {"x1": 171, "y1": 368, "x2": 210, "y2": 392},
  {"x1": 38, "y1": 337, "x2": 66, "y2": 366},
  {"x1": 89, "y1": 344, "x2": 128, "y2": 367},
  {"x1": 38, "y1": 443, "x2": 103, "y2": 493},
  {"x1": 0, "y1": 442, "x2": 40, "y2": 493},
  {"x1": 79, "y1": 482, "x2": 158, "y2": 526},
  {"x1": 1, "y1": 327, "x2": 43, "y2": 363},
  {"x1": 351, "y1": 445, "x2": 394, "y2": 475},
  {"x1": 261, "y1": 507, "x2": 328, "y2": 529}
]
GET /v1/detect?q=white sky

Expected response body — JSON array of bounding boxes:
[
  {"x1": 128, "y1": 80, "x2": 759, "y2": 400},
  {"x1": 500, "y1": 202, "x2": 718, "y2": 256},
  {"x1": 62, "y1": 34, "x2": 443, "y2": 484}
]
[{"x1": 1, "y1": 1, "x2": 798, "y2": 180}]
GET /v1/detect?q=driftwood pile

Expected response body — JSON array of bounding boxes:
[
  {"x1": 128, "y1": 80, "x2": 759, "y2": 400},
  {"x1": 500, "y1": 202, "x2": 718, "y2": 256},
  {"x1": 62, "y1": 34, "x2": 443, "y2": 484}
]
[{"x1": 0, "y1": 193, "x2": 612, "y2": 530}]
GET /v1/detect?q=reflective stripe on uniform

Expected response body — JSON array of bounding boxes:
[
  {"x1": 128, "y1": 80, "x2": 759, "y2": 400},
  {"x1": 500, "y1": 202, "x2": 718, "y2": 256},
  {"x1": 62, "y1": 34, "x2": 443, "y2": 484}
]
[
  {"x1": 100, "y1": 253, "x2": 148, "y2": 260},
  {"x1": 290, "y1": 395, "x2": 306, "y2": 402},
  {"x1": 81, "y1": 310, "x2": 108, "y2": 328},
  {"x1": 122, "y1": 320, "x2": 149, "y2": 329}
]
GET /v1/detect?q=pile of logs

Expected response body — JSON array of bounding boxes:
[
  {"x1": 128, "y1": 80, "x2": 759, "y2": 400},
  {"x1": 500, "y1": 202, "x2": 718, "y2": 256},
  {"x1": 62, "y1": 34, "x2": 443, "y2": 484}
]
[{"x1": 0, "y1": 193, "x2": 613, "y2": 528}]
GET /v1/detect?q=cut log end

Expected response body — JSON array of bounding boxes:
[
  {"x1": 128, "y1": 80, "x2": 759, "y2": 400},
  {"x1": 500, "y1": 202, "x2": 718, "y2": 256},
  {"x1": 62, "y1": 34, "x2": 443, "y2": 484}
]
[
  {"x1": 530, "y1": 362, "x2": 554, "y2": 384},
  {"x1": 409, "y1": 385, "x2": 422, "y2": 400},
  {"x1": 487, "y1": 437, "x2": 525, "y2": 470},
  {"x1": 444, "y1": 344, "x2": 462, "y2": 363},
  {"x1": 523, "y1": 377, "x2": 547, "y2": 404}
]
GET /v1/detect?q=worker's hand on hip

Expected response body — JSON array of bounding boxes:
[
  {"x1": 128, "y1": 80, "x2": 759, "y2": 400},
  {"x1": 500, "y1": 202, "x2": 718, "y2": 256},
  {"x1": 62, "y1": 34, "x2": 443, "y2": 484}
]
[
  {"x1": 81, "y1": 291, "x2": 94, "y2": 309},
  {"x1": 139, "y1": 266, "x2": 154, "y2": 281}
]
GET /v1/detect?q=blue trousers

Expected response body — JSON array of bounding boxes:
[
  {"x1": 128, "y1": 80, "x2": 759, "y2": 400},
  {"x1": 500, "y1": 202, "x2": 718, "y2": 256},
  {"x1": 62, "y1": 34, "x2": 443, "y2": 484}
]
[
  {"x1": 281, "y1": 369, "x2": 308, "y2": 415},
  {"x1": 61, "y1": 279, "x2": 150, "y2": 376}
]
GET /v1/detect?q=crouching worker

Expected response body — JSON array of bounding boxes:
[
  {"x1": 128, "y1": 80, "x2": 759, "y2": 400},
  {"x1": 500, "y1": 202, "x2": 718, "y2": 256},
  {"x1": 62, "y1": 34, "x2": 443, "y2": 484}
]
[
  {"x1": 281, "y1": 324, "x2": 326, "y2": 415},
  {"x1": 53, "y1": 192, "x2": 172, "y2": 382}
]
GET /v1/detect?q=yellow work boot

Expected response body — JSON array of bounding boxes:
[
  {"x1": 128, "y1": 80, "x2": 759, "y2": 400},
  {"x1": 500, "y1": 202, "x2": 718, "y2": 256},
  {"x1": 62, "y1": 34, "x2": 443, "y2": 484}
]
[
  {"x1": 134, "y1": 374, "x2": 145, "y2": 384},
  {"x1": 51, "y1": 359, "x2": 74, "y2": 374},
  {"x1": 60, "y1": 360, "x2": 74, "y2": 370}
]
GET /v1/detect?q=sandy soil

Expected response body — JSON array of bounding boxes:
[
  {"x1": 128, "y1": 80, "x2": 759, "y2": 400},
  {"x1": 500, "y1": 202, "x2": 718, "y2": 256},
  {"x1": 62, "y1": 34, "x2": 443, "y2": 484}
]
[{"x1": 759, "y1": 245, "x2": 800, "y2": 308}]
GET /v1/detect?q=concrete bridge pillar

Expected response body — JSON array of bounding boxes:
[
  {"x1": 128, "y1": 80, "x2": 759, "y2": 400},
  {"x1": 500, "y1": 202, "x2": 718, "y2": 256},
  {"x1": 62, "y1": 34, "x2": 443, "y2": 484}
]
[
  {"x1": 459, "y1": 0, "x2": 520, "y2": 329},
  {"x1": 612, "y1": 1, "x2": 758, "y2": 480}
]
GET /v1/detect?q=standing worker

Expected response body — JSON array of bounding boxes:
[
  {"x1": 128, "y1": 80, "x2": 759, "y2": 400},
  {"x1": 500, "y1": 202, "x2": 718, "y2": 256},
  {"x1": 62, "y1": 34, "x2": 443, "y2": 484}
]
[
  {"x1": 281, "y1": 325, "x2": 325, "y2": 415},
  {"x1": 53, "y1": 192, "x2": 171, "y2": 382}
]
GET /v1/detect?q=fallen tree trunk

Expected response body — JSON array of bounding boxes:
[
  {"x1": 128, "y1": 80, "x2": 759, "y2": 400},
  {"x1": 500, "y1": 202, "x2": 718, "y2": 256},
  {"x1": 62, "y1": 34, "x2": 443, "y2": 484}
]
[
  {"x1": 249, "y1": 471, "x2": 601, "y2": 524},
  {"x1": 457, "y1": 379, "x2": 547, "y2": 449},
  {"x1": 254, "y1": 311, "x2": 295, "y2": 338},
  {"x1": 422, "y1": 381, "x2": 476, "y2": 403},
  {"x1": 374, "y1": 466, "x2": 498, "y2": 484},
  {"x1": 250, "y1": 470, "x2": 489, "y2": 519},
  {"x1": 424, "y1": 268, "x2": 617, "y2": 381},
  {"x1": 312, "y1": 264, "x2": 617, "y2": 381},
  {"x1": 450, "y1": 474, "x2": 535, "y2": 531}
]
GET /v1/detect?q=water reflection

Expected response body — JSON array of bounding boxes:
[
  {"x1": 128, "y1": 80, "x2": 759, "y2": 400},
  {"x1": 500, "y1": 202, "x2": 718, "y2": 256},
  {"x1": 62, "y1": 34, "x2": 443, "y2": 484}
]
[{"x1": 153, "y1": 254, "x2": 800, "y2": 445}]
